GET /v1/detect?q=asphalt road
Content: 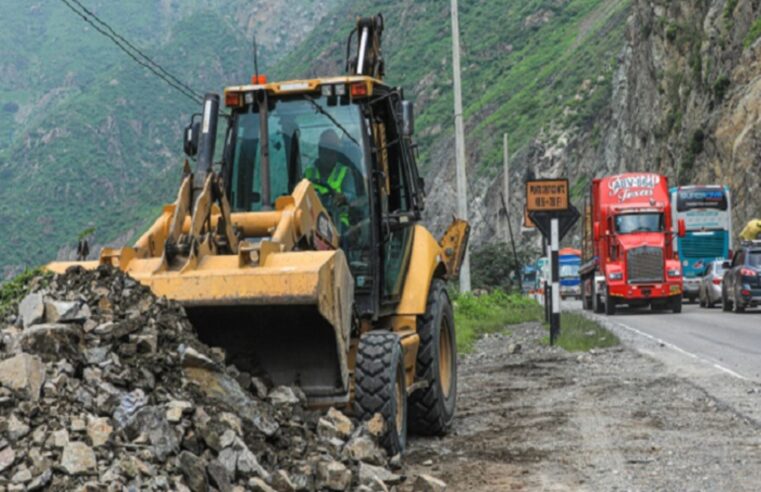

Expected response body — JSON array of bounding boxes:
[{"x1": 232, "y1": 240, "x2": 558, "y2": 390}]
[{"x1": 567, "y1": 299, "x2": 761, "y2": 381}]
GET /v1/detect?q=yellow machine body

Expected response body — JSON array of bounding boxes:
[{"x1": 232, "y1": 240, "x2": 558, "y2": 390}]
[
  {"x1": 48, "y1": 24, "x2": 470, "y2": 408},
  {"x1": 740, "y1": 219, "x2": 761, "y2": 242}
]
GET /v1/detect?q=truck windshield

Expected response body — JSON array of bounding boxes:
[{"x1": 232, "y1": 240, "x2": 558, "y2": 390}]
[
  {"x1": 559, "y1": 264, "x2": 579, "y2": 278},
  {"x1": 615, "y1": 213, "x2": 664, "y2": 234},
  {"x1": 225, "y1": 95, "x2": 372, "y2": 278}
]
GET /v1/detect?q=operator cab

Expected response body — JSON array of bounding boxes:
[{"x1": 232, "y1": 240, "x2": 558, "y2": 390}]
[{"x1": 219, "y1": 77, "x2": 425, "y2": 318}]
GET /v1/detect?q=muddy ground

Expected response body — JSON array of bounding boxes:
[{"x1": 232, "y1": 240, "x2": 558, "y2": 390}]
[{"x1": 403, "y1": 322, "x2": 761, "y2": 491}]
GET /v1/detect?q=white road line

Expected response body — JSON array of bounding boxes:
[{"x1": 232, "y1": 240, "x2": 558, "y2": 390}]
[{"x1": 604, "y1": 318, "x2": 750, "y2": 381}]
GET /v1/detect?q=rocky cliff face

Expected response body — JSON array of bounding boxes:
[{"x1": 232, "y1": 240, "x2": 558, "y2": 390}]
[
  {"x1": 607, "y1": 0, "x2": 761, "y2": 230},
  {"x1": 426, "y1": 0, "x2": 761, "y2": 249}
]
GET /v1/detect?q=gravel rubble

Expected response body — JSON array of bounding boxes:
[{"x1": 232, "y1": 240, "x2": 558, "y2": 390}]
[{"x1": 0, "y1": 266, "x2": 444, "y2": 491}]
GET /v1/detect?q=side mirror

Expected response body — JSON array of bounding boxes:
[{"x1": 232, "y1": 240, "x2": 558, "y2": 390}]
[
  {"x1": 721, "y1": 260, "x2": 731, "y2": 269},
  {"x1": 677, "y1": 219, "x2": 686, "y2": 238},
  {"x1": 593, "y1": 222, "x2": 600, "y2": 242},
  {"x1": 402, "y1": 100, "x2": 414, "y2": 137},
  {"x1": 184, "y1": 121, "x2": 200, "y2": 157}
]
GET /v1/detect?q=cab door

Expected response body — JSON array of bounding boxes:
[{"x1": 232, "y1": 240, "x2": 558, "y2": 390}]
[{"x1": 369, "y1": 91, "x2": 418, "y2": 309}]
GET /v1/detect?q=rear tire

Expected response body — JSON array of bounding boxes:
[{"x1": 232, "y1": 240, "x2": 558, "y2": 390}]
[
  {"x1": 593, "y1": 283, "x2": 604, "y2": 314},
  {"x1": 671, "y1": 295, "x2": 682, "y2": 313},
  {"x1": 408, "y1": 279, "x2": 457, "y2": 436},
  {"x1": 582, "y1": 279, "x2": 592, "y2": 310},
  {"x1": 722, "y1": 288, "x2": 732, "y2": 311},
  {"x1": 354, "y1": 331, "x2": 408, "y2": 455},
  {"x1": 699, "y1": 290, "x2": 706, "y2": 308}
]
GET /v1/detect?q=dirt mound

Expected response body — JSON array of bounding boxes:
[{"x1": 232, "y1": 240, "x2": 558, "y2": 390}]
[{"x1": 0, "y1": 266, "x2": 404, "y2": 491}]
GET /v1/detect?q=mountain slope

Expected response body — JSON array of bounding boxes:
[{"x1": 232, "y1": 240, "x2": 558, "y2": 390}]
[
  {"x1": 0, "y1": 0, "x2": 338, "y2": 277},
  {"x1": 274, "y1": 0, "x2": 631, "y2": 241}
]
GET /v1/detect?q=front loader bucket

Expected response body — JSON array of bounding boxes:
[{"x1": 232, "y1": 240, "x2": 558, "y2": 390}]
[{"x1": 49, "y1": 250, "x2": 355, "y2": 405}]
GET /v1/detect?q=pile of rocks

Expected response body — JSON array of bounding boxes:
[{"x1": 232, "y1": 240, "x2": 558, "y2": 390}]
[{"x1": 0, "y1": 266, "x2": 422, "y2": 491}]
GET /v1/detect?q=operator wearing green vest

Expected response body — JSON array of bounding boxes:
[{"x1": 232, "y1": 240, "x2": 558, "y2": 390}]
[{"x1": 304, "y1": 129, "x2": 352, "y2": 228}]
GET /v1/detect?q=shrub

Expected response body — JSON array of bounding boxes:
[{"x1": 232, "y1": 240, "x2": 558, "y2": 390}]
[{"x1": 713, "y1": 75, "x2": 731, "y2": 102}]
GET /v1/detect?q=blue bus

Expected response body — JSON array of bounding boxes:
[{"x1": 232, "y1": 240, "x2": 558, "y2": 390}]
[
  {"x1": 559, "y1": 248, "x2": 582, "y2": 299},
  {"x1": 670, "y1": 185, "x2": 732, "y2": 302}
]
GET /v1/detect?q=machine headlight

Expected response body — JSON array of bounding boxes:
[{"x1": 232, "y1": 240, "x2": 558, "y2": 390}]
[
  {"x1": 609, "y1": 272, "x2": 623, "y2": 281},
  {"x1": 668, "y1": 269, "x2": 681, "y2": 278}
]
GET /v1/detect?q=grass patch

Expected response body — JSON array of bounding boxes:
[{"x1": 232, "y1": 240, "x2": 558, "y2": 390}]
[
  {"x1": 453, "y1": 290, "x2": 543, "y2": 353},
  {"x1": 744, "y1": 17, "x2": 761, "y2": 48},
  {"x1": 542, "y1": 311, "x2": 619, "y2": 351},
  {"x1": 0, "y1": 268, "x2": 49, "y2": 319}
]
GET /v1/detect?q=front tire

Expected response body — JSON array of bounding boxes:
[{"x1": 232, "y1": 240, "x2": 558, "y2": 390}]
[
  {"x1": 354, "y1": 331, "x2": 408, "y2": 455},
  {"x1": 408, "y1": 279, "x2": 457, "y2": 436},
  {"x1": 604, "y1": 288, "x2": 616, "y2": 315}
]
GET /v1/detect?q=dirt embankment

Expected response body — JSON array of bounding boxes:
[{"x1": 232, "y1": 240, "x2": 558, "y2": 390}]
[{"x1": 405, "y1": 322, "x2": 761, "y2": 491}]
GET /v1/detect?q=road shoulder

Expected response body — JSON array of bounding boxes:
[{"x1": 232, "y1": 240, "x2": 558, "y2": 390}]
[{"x1": 404, "y1": 320, "x2": 761, "y2": 491}]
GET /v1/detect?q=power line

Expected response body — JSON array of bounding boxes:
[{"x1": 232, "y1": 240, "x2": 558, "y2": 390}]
[
  {"x1": 68, "y1": 0, "x2": 203, "y2": 101},
  {"x1": 59, "y1": 0, "x2": 203, "y2": 104}
]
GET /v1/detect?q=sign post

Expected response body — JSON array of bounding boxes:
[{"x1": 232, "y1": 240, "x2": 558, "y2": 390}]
[{"x1": 526, "y1": 179, "x2": 579, "y2": 345}]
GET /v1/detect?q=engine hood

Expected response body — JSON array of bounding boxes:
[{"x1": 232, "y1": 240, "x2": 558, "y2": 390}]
[{"x1": 615, "y1": 233, "x2": 666, "y2": 252}]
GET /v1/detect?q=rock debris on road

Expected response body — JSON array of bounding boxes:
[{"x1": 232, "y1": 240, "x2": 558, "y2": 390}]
[{"x1": 0, "y1": 266, "x2": 443, "y2": 491}]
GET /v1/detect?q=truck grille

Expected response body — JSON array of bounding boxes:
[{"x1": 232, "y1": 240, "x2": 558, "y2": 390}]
[{"x1": 627, "y1": 246, "x2": 664, "y2": 284}]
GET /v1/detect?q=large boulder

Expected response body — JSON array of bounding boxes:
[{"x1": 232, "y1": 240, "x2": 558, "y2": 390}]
[
  {"x1": 0, "y1": 353, "x2": 45, "y2": 401},
  {"x1": 18, "y1": 324, "x2": 82, "y2": 361},
  {"x1": 19, "y1": 293, "x2": 44, "y2": 328},
  {"x1": 60, "y1": 442, "x2": 97, "y2": 475}
]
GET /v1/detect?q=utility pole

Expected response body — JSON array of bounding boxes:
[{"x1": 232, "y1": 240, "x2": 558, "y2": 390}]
[
  {"x1": 503, "y1": 133, "x2": 509, "y2": 242},
  {"x1": 451, "y1": 0, "x2": 471, "y2": 292}
]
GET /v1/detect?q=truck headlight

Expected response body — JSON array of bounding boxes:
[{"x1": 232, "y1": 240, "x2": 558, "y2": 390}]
[
  {"x1": 609, "y1": 272, "x2": 623, "y2": 281},
  {"x1": 668, "y1": 269, "x2": 681, "y2": 278}
]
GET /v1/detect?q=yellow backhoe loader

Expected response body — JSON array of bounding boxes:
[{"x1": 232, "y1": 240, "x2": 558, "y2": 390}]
[
  {"x1": 740, "y1": 219, "x2": 761, "y2": 242},
  {"x1": 48, "y1": 14, "x2": 469, "y2": 453}
]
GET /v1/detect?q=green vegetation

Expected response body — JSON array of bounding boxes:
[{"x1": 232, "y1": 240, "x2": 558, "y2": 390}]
[
  {"x1": 542, "y1": 312, "x2": 619, "y2": 351},
  {"x1": 570, "y1": 175, "x2": 590, "y2": 201},
  {"x1": 278, "y1": 0, "x2": 631, "y2": 173},
  {"x1": 713, "y1": 75, "x2": 731, "y2": 102},
  {"x1": 0, "y1": 268, "x2": 50, "y2": 318},
  {"x1": 453, "y1": 290, "x2": 543, "y2": 353},
  {"x1": 0, "y1": 1, "x2": 632, "y2": 275},
  {"x1": 724, "y1": 0, "x2": 738, "y2": 20},
  {"x1": 744, "y1": 17, "x2": 761, "y2": 48},
  {"x1": 471, "y1": 242, "x2": 538, "y2": 292},
  {"x1": 0, "y1": 2, "x2": 334, "y2": 275}
]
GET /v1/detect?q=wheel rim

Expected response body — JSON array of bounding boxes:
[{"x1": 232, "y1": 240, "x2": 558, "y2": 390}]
[
  {"x1": 394, "y1": 368, "x2": 405, "y2": 434},
  {"x1": 439, "y1": 318, "x2": 453, "y2": 399}
]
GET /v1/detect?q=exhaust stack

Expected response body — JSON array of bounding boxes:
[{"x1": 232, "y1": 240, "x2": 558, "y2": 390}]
[{"x1": 193, "y1": 93, "x2": 220, "y2": 196}]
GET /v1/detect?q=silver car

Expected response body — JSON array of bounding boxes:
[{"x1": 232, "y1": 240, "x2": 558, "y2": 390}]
[{"x1": 699, "y1": 260, "x2": 726, "y2": 308}]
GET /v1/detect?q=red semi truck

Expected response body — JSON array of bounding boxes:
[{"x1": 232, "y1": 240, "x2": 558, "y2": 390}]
[{"x1": 579, "y1": 173, "x2": 685, "y2": 315}]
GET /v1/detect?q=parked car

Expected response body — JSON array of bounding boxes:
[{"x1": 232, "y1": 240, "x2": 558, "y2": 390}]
[
  {"x1": 721, "y1": 244, "x2": 761, "y2": 312},
  {"x1": 698, "y1": 260, "x2": 726, "y2": 308}
]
